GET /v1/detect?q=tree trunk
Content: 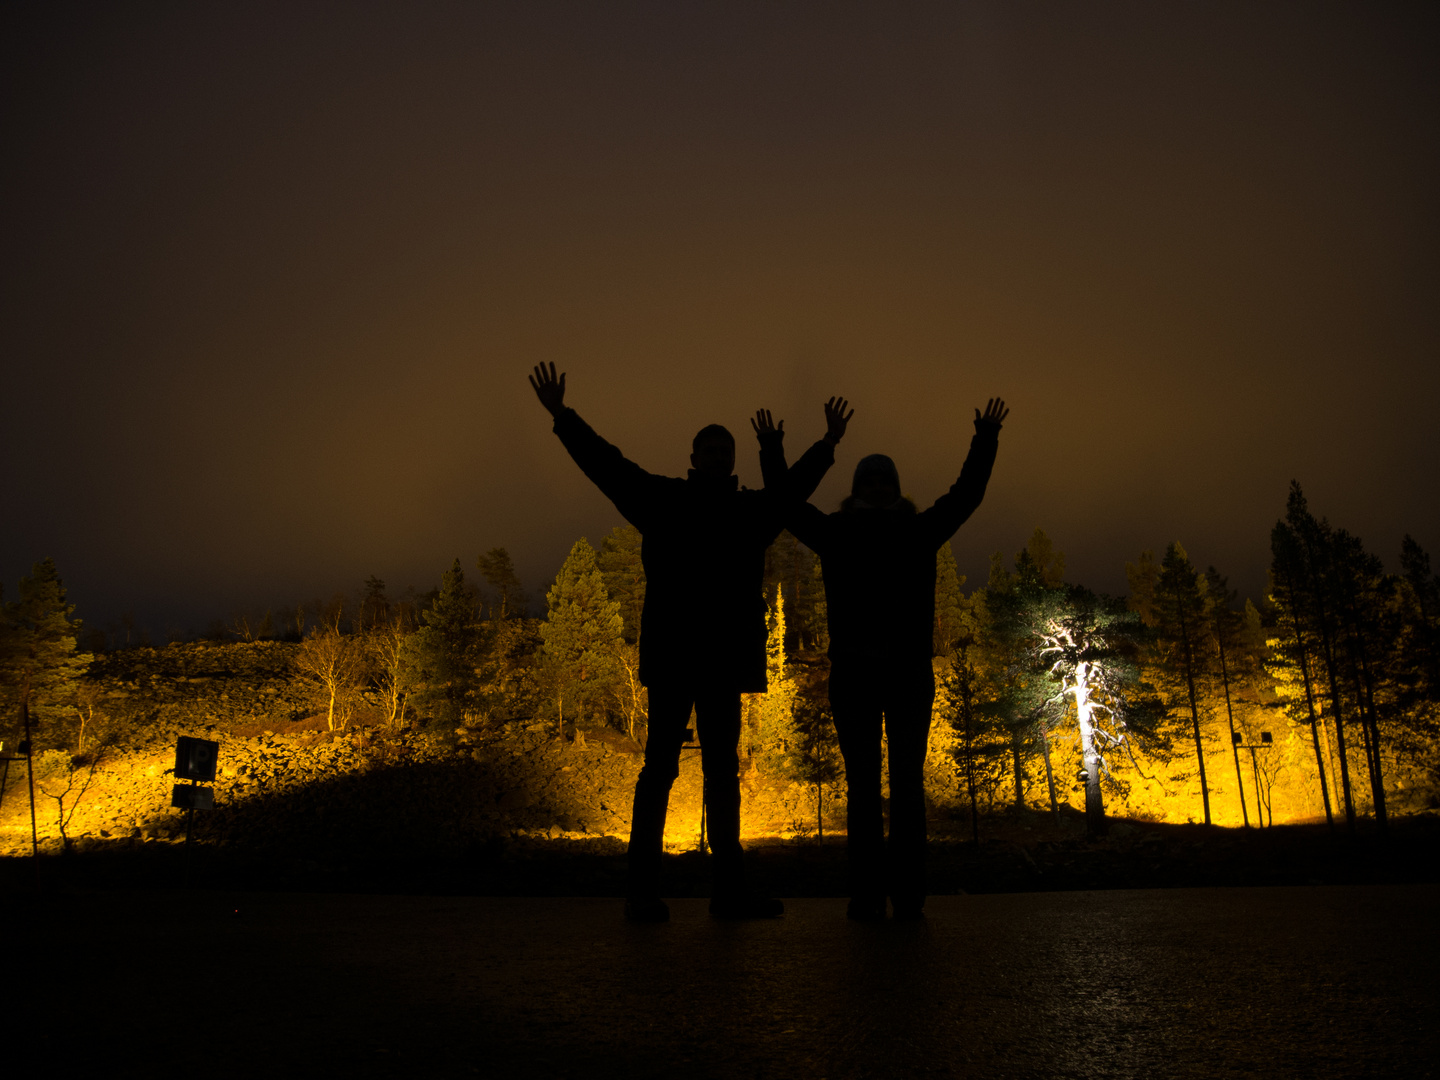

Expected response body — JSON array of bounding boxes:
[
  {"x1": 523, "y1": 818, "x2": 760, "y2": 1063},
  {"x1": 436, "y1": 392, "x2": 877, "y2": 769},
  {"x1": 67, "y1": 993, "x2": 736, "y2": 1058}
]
[
  {"x1": 1010, "y1": 732, "x2": 1026, "y2": 810},
  {"x1": 1215, "y1": 636, "x2": 1249, "y2": 827},
  {"x1": 1345, "y1": 642, "x2": 1383, "y2": 824},
  {"x1": 23, "y1": 675, "x2": 39, "y2": 863},
  {"x1": 1248, "y1": 748, "x2": 1265, "y2": 829},
  {"x1": 963, "y1": 698, "x2": 979, "y2": 843},
  {"x1": 1277, "y1": 557, "x2": 1335, "y2": 831},
  {"x1": 1039, "y1": 723, "x2": 1059, "y2": 824},
  {"x1": 1073, "y1": 664, "x2": 1106, "y2": 836},
  {"x1": 1362, "y1": 693, "x2": 1388, "y2": 832},
  {"x1": 1321, "y1": 664, "x2": 1355, "y2": 832},
  {"x1": 1299, "y1": 536, "x2": 1356, "y2": 832},
  {"x1": 1345, "y1": 603, "x2": 1388, "y2": 832},
  {"x1": 1175, "y1": 601, "x2": 1211, "y2": 825}
]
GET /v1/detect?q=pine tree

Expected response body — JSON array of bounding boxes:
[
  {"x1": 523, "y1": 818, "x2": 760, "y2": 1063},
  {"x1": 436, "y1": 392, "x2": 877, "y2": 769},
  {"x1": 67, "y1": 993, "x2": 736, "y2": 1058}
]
[
  {"x1": 540, "y1": 539, "x2": 624, "y2": 743},
  {"x1": 1156, "y1": 542, "x2": 1214, "y2": 825},
  {"x1": 980, "y1": 532, "x2": 1066, "y2": 812},
  {"x1": 597, "y1": 526, "x2": 645, "y2": 644},
  {"x1": 933, "y1": 541, "x2": 967, "y2": 657},
  {"x1": 1272, "y1": 483, "x2": 1364, "y2": 831},
  {"x1": 1026, "y1": 528, "x2": 1066, "y2": 588},
  {"x1": 1, "y1": 559, "x2": 92, "y2": 746},
  {"x1": 477, "y1": 547, "x2": 526, "y2": 620},
  {"x1": 407, "y1": 558, "x2": 490, "y2": 733},
  {"x1": 979, "y1": 548, "x2": 1036, "y2": 809},
  {"x1": 752, "y1": 585, "x2": 797, "y2": 764},
  {"x1": 786, "y1": 693, "x2": 842, "y2": 839},
  {"x1": 764, "y1": 531, "x2": 826, "y2": 652},
  {"x1": 1396, "y1": 535, "x2": 1440, "y2": 730},
  {"x1": 940, "y1": 588, "x2": 1009, "y2": 838},
  {"x1": 1288, "y1": 485, "x2": 1358, "y2": 832},
  {"x1": 1270, "y1": 516, "x2": 1336, "y2": 831},
  {"x1": 1205, "y1": 566, "x2": 1256, "y2": 827},
  {"x1": 998, "y1": 568, "x2": 1164, "y2": 836},
  {"x1": 987, "y1": 551, "x2": 1013, "y2": 593},
  {"x1": 1125, "y1": 550, "x2": 1161, "y2": 627},
  {"x1": 360, "y1": 575, "x2": 390, "y2": 630},
  {"x1": 806, "y1": 557, "x2": 829, "y2": 654},
  {"x1": 0, "y1": 558, "x2": 93, "y2": 858},
  {"x1": 1329, "y1": 527, "x2": 1392, "y2": 829}
]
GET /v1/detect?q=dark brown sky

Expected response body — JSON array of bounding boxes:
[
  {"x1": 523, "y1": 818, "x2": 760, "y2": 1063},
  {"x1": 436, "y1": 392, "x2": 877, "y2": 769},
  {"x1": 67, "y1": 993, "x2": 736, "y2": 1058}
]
[{"x1": 4, "y1": 2, "x2": 1438, "y2": 635}]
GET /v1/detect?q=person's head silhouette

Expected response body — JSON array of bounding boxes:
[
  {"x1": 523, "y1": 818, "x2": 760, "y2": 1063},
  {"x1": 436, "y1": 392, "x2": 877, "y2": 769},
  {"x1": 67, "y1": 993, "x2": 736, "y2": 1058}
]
[
  {"x1": 691, "y1": 424, "x2": 736, "y2": 479},
  {"x1": 851, "y1": 453, "x2": 901, "y2": 507}
]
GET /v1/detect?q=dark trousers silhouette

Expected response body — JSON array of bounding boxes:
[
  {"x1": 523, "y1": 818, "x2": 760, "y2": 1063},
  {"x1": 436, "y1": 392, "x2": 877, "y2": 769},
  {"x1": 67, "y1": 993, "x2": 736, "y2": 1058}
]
[
  {"x1": 829, "y1": 662, "x2": 936, "y2": 906},
  {"x1": 628, "y1": 684, "x2": 744, "y2": 897}
]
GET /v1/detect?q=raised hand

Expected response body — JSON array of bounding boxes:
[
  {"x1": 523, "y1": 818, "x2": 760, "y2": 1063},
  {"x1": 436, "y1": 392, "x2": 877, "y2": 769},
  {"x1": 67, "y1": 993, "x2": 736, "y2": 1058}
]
[
  {"x1": 750, "y1": 409, "x2": 783, "y2": 441},
  {"x1": 975, "y1": 397, "x2": 1009, "y2": 430},
  {"x1": 528, "y1": 362, "x2": 567, "y2": 417},
  {"x1": 824, "y1": 396, "x2": 854, "y2": 445}
]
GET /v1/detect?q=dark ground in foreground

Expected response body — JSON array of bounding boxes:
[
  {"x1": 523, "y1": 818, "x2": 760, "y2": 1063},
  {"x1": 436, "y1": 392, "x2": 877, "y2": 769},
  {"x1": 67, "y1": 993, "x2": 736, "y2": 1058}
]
[
  {"x1": 2, "y1": 812, "x2": 1437, "y2": 897},
  {"x1": 8, "y1": 884, "x2": 1437, "y2": 1079}
]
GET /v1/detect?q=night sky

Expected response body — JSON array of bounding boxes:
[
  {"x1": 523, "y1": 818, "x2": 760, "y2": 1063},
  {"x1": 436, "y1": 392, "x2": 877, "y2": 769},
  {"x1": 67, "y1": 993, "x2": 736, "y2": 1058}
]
[{"x1": 4, "y1": 3, "x2": 1438, "y2": 637}]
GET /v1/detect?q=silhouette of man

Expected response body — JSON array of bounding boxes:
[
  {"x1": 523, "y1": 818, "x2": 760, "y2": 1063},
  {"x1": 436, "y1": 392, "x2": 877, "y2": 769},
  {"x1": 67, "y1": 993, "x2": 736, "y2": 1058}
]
[
  {"x1": 529, "y1": 362, "x2": 849, "y2": 920},
  {"x1": 765, "y1": 397, "x2": 1008, "y2": 920}
]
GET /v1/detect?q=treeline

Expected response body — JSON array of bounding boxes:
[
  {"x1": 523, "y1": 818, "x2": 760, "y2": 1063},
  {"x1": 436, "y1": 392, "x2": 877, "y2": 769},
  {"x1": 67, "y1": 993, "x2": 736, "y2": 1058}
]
[
  {"x1": 940, "y1": 482, "x2": 1440, "y2": 835},
  {"x1": 4, "y1": 482, "x2": 1439, "y2": 835}
]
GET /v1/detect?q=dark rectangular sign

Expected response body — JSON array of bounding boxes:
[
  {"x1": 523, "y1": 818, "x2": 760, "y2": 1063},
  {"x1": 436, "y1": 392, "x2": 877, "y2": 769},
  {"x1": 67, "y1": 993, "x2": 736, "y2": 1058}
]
[
  {"x1": 174, "y1": 736, "x2": 220, "y2": 782},
  {"x1": 171, "y1": 784, "x2": 215, "y2": 810}
]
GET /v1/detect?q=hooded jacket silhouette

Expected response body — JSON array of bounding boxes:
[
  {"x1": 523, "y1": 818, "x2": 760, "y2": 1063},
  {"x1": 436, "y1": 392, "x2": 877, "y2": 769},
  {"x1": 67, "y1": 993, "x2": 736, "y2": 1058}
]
[
  {"x1": 764, "y1": 414, "x2": 1001, "y2": 918},
  {"x1": 552, "y1": 408, "x2": 834, "y2": 690},
  {"x1": 763, "y1": 426, "x2": 999, "y2": 665}
]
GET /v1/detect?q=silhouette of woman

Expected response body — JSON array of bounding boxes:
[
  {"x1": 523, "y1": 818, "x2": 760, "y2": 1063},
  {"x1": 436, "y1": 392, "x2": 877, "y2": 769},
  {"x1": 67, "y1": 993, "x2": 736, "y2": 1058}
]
[{"x1": 764, "y1": 398, "x2": 1008, "y2": 919}]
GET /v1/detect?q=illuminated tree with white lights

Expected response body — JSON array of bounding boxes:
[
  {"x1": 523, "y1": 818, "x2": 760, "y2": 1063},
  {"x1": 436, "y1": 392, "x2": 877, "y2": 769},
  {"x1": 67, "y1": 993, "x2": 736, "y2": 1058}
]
[
  {"x1": 982, "y1": 532, "x2": 1072, "y2": 811},
  {"x1": 1000, "y1": 569, "x2": 1165, "y2": 835}
]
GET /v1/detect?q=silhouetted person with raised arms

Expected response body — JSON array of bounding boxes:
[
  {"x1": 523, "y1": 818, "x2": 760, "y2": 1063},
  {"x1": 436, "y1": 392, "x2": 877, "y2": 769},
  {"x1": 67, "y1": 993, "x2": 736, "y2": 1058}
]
[
  {"x1": 764, "y1": 396, "x2": 1008, "y2": 921},
  {"x1": 529, "y1": 362, "x2": 850, "y2": 921}
]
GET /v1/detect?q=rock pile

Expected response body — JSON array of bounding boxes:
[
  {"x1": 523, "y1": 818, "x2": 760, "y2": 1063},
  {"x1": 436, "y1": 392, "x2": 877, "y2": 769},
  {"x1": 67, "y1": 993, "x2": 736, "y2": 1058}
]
[{"x1": 0, "y1": 641, "x2": 840, "y2": 862}]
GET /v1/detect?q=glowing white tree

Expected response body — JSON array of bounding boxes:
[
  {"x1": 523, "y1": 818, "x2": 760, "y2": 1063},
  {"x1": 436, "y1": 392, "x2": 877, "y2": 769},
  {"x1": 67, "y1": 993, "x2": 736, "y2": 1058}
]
[{"x1": 1019, "y1": 584, "x2": 1163, "y2": 835}]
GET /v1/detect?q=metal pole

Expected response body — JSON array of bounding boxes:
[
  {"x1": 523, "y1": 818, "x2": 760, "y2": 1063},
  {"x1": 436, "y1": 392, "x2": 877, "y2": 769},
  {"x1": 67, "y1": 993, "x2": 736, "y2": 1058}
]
[
  {"x1": 22, "y1": 680, "x2": 40, "y2": 886},
  {"x1": 1248, "y1": 747, "x2": 1263, "y2": 828},
  {"x1": 184, "y1": 780, "x2": 198, "y2": 889}
]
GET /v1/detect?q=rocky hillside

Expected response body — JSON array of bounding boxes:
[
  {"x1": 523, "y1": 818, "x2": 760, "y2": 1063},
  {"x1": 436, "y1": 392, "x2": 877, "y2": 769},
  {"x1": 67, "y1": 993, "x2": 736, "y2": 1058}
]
[{"x1": 0, "y1": 641, "x2": 836, "y2": 861}]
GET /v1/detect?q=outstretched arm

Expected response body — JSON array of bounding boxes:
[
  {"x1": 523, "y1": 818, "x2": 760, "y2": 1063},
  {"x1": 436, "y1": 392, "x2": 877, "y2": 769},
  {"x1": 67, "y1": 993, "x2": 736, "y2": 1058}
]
[
  {"x1": 753, "y1": 397, "x2": 851, "y2": 496},
  {"x1": 752, "y1": 399, "x2": 849, "y2": 552},
  {"x1": 528, "y1": 363, "x2": 660, "y2": 526},
  {"x1": 786, "y1": 395, "x2": 851, "y2": 501},
  {"x1": 921, "y1": 397, "x2": 1008, "y2": 545},
  {"x1": 753, "y1": 408, "x2": 788, "y2": 489}
]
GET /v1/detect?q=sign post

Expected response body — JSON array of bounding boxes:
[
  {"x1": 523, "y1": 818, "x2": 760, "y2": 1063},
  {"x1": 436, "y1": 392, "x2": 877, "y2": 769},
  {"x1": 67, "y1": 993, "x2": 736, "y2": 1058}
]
[
  {"x1": 172, "y1": 736, "x2": 219, "y2": 849},
  {"x1": 1233, "y1": 731, "x2": 1273, "y2": 827}
]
